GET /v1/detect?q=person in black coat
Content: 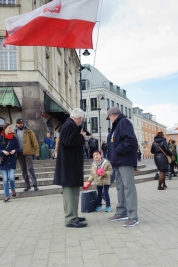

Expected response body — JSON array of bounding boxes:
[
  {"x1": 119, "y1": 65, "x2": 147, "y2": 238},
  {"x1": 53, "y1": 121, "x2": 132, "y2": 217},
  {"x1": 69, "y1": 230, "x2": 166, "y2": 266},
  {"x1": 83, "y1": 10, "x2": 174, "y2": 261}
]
[
  {"x1": 0, "y1": 123, "x2": 19, "y2": 202},
  {"x1": 53, "y1": 108, "x2": 87, "y2": 228},
  {"x1": 151, "y1": 131, "x2": 172, "y2": 190}
]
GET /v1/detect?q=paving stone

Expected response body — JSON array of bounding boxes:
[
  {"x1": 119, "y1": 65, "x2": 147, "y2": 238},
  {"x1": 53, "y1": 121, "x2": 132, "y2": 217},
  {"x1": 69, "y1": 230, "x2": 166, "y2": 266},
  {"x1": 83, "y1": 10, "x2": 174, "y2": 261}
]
[
  {"x1": 48, "y1": 252, "x2": 65, "y2": 266},
  {"x1": 100, "y1": 254, "x2": 122, "y2": 267},
  {"x1": 66, "y1": 246, "x2": 82, "y2": 258},
  {"x1": 32, "y1": 248, "x2": 50, "y2": 261},
  {"x1": 0, "y1": 166, "x2": 178, "y2": 266},
  {"x1": 65, "y1": 256, "x2": 83, "y2": 267}
]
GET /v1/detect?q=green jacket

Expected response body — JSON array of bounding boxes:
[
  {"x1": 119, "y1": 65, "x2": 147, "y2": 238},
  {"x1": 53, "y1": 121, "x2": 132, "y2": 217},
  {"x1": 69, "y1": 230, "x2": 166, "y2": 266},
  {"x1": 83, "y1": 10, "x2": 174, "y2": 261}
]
[{"x1": 169, "y1": 143, "x2": 176, "y2": 161}]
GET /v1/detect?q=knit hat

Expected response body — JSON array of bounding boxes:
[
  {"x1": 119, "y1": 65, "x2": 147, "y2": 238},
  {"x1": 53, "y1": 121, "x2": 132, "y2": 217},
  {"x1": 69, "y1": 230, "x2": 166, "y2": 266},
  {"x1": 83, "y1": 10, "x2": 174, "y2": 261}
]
[{"x1": 16, "y1": 118, "x2": 24, "y2": 124}]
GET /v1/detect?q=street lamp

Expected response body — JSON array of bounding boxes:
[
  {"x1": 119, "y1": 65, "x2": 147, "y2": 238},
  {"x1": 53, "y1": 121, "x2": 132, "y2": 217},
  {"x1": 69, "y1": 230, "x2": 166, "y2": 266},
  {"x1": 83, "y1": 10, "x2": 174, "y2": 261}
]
[
  {"x1": 97, "y1": 91, "x2": 105, "y2": 149},
  {"x1": 79, "y1": 49, "x2": 90, "y2": 110}
]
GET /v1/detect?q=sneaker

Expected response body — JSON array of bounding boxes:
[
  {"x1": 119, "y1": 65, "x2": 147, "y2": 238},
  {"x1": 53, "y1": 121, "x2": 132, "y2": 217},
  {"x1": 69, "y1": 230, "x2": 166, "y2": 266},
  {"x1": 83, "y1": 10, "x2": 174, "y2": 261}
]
[
  {"x1": 11, "y1": 190, "x2": 16, "y2": 197},
  {"x1": 95, "y1": 206, "x2": 102, "y2": 212},
  {"x1": 34, "y1": 186, "x2": 39, "y2": 191},
  {"x1": 105, "y1": 206, "x2": 112, "y2": 212},
  {"x1": 123, "y1": 219, "x2": 139, "y2": 227},
  {"x1": 108, "y1": 214, "x2": 128, "y2": 221}
]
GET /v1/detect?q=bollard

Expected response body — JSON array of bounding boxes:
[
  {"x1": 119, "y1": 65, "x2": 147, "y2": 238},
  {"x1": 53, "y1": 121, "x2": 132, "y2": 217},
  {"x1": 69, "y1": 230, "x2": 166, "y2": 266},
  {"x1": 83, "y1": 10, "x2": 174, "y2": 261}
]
[{"x1": 40, "y1": 143, "x2": 49, "y2": 159}]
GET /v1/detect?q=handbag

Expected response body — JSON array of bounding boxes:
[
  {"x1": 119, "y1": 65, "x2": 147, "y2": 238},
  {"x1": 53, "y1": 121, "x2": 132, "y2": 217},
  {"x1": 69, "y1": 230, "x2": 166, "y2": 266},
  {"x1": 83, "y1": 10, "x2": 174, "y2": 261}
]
[
  {"x1": 156, "y1": 143, "x2": 172, "y2": 164},
  {"x1": 81, "y1": 190, "x2": 97, "y2": 213},
  {"x1": 0, "y1": 141, "x2": 10, "y2": 165},
  {"x1": 0, "y1": 154, "x2": 3, "y2": 164}
]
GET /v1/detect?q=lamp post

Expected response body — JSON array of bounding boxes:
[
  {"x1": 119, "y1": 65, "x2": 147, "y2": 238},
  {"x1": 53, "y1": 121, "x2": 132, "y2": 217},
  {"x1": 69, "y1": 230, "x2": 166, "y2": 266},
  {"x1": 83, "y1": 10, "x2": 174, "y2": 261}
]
[
  {"x1": 79, "y1": 49, "x2": 90, "y2": 159},
  {"x1": 97, "y1": 91, "x2": 105, "y2": 149},
  {"x1": 79, "y1": 49, "x2": 90, "y2": 110}
]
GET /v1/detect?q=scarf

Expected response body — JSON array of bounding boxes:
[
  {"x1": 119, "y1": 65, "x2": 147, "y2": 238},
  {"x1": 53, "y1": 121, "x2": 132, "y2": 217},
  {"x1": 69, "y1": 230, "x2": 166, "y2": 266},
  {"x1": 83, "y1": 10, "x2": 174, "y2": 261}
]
[{"x1": 1, "y1": 132, "x2": 14, "y2": 140}]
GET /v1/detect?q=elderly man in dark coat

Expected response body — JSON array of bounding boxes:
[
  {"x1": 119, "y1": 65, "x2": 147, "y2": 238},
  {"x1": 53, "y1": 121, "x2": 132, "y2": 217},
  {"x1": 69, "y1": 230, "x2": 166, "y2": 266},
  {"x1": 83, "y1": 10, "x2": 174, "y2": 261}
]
[{"x1": 53, "y1": 108, "x2": 87, "y2": 228}]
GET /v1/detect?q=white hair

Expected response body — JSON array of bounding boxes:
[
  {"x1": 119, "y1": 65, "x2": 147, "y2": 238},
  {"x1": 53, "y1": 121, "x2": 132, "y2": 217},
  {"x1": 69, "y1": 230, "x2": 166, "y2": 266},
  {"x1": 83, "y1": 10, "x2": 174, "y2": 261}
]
[{"x1": 70, "y1": 108, "x2": 85, "y2": 118}]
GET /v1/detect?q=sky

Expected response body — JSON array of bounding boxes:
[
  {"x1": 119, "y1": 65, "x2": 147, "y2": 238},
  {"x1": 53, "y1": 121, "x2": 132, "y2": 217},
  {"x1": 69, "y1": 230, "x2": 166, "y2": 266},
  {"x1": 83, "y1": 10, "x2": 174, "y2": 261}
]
[{"x1": 81, "y1": 0, "x2": 178, "y2": 128}]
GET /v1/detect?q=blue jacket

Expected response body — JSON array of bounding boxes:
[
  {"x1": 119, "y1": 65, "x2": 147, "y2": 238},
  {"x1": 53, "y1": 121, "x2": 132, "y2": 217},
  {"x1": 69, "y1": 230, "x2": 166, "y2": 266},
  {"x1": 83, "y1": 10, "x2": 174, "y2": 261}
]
[
  {"x1": 110, "y1": 114, "x2": 138, "y2": 167},
  {"x1": 45, "y1": 137, "x2": 54, "y2": 148},
  {"x1": 0, "y1": 135, "x2": 19, "y2": 170}
]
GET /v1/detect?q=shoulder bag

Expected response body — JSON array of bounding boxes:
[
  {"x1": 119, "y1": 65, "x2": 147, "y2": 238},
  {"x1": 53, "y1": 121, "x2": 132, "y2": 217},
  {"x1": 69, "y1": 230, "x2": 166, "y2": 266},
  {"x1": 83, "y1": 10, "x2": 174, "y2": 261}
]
[
  {"x1": 156, "y1": 143, "x2": 172, "y2": 164},
  {"x1": 0, "y1": 141, "x2": 10, "y2": 165}
]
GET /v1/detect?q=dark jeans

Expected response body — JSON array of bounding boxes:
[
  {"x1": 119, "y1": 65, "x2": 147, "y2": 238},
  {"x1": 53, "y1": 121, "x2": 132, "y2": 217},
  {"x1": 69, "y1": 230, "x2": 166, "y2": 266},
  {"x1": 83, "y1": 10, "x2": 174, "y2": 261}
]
[
  {"x1": 170, "y1": 161, "x2": 176, "y2": 174},
  {"x1": 89, "y1": 147, "x2": 97, "y2": 158},
  {"x1": 17, "y1": 152, "x2": 38, "y2": 188},
  {"x1": 97, "y1": 185, "x2": 110, "y2": 207},
  {"x1": 103, "y1": 151, "x2": 107, "y2": 158}
]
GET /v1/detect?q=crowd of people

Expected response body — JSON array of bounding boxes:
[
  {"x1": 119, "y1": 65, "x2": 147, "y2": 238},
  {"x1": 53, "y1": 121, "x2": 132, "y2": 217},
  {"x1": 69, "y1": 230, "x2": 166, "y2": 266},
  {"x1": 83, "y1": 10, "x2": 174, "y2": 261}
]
[{"x1": 0, "y1": 107, "x2": 177, "y2": 232}]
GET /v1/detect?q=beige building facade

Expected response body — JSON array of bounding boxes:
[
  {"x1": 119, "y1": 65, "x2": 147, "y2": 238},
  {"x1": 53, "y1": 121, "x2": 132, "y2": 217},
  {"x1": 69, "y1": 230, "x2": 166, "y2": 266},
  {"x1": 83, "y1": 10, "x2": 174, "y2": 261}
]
[{"x1": 0, "y1": 0, "x2": 80, "y2": 143}]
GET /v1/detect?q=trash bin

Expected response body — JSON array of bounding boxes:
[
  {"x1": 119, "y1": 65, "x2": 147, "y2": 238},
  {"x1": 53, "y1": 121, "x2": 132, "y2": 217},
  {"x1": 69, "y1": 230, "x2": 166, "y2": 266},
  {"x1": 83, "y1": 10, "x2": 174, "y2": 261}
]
[{"x1": 40, "y1": 143, "x2": 49, "y2": 159}]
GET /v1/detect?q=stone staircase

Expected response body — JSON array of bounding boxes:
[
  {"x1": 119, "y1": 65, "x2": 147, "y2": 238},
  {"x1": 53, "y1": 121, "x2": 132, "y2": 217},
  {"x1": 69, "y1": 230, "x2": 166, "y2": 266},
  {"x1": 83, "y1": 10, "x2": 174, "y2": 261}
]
[{"x1": 0, "y1": 159, "x2": 158, "y2": 200}]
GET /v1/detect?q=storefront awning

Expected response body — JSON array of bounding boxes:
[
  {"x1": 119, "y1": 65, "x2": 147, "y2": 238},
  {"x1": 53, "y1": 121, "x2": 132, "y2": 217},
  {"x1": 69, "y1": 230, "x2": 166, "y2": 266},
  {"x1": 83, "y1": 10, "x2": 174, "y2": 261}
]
[
  {"x1": 0, "y1": 87, "x2": 22, "y2": 109},
  {"x1": 44, "y1": 93, "x2": 69, "y2": 114}
]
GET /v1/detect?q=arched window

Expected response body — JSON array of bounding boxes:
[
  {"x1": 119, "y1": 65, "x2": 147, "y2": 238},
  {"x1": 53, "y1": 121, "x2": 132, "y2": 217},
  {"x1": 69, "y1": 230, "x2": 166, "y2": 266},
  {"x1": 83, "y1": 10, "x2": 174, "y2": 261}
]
[{"x1": 0, "y1": 117, "x2": 5, "y2": 126}]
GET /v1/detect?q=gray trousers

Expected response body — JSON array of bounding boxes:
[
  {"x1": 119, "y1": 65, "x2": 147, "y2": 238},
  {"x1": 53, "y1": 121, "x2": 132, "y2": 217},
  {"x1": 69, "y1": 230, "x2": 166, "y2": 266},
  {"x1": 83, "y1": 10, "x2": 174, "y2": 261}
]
[
  {"x1": 63, "y1": 187, "x2": 80, "y2": 225},
  {"x1": 17, "y1": 152, "x2": 37, "y2": 188},
  {"x1": 114, "y1": 166, "x2": 138, "y2": 220}
]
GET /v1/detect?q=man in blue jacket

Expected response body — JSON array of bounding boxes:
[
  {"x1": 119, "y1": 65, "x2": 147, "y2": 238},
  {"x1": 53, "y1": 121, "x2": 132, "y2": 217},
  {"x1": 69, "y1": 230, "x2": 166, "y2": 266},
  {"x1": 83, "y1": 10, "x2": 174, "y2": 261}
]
[{"x1": 107, "y1": 107, "x2": 139, "y2": 227}]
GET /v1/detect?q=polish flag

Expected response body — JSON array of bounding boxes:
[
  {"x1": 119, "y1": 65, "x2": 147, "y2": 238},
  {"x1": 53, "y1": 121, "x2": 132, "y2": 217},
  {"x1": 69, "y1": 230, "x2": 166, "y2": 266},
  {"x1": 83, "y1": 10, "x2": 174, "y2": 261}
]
[{"x1": 3, "y1": 0, "x2": 99, "y2": 49}]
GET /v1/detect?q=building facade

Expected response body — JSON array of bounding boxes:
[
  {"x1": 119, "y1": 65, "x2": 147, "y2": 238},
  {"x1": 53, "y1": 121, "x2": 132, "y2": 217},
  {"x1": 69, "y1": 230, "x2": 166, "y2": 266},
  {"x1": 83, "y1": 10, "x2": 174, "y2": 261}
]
[
  {"x1": 0, "y1": 0, "x2": 80, "y2": 143},
  {"x1": 81, "y1": 64, "x2": 133, "y2": 148}
]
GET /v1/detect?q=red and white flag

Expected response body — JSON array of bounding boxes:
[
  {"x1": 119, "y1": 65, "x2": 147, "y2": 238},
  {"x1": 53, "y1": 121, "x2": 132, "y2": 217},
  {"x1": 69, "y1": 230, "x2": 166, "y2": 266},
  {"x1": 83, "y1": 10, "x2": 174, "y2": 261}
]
[{"x1": 3, "y1": 0, "x2": 99, "y2": 49}]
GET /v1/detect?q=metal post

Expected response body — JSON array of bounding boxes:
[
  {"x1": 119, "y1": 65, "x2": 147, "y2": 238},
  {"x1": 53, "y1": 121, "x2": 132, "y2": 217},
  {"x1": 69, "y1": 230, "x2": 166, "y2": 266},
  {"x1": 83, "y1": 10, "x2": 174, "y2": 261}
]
[
  {"x1": 98, "y1": 97, "x2": 101, "y2": 149},
  {"x1": 79, "y1": 49, "x2": 83, "y2": 109}
]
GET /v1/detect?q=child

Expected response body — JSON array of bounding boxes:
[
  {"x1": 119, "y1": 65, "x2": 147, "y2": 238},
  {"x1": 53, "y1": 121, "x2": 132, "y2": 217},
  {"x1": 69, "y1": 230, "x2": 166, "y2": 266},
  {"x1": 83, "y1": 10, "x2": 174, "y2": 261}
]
[{"x1": 87, "y1": 150, "x2": 113, "y2": 212}]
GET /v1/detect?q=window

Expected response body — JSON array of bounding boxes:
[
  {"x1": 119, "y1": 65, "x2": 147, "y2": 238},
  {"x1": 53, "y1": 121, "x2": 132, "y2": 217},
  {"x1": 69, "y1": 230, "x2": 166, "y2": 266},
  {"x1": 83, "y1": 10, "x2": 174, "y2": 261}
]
[
  {"x1": 120, "y1": 105, "x2": 123, "y2": 113},
  {"x1": 125, "y1": 107, "x2": 127, "y2": 117},
  {"x1": 128, "y1": 108, "x2": 131, "y2": 119},
  {"x1": 0, "y1": 37, "x2": 17, "y2": 70},
  {"x1": 106, "y1": 98, "x2": 110, "y2": 110},
  {"x1": 91, "y1": 117, "x2": 98, "y2": 133},
  {"x1": 82, "y1": 99, "x2": 86, "y2": 111},
  {"x1": 90, "y1": 98, "x2": 97, "y2": 111},
  {"x1": 111, "y1": 100, "x2": 114, "y2": 107},
  {"x1": 0, "y1": 0, "x2": 15, "y2": 4},
  {"x1": 116, "y1": 103, "x2": 119, "y2": 107},
  {"x1": 137, "y1": 119, "x2": 139, "y2": 126}
]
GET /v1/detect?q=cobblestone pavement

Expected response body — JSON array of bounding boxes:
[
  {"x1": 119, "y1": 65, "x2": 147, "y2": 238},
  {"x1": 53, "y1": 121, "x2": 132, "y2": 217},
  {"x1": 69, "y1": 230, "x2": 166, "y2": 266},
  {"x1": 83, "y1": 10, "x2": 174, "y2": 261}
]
[{"x1": 0, "y1": 175, "x2": 178, "y2": 267}]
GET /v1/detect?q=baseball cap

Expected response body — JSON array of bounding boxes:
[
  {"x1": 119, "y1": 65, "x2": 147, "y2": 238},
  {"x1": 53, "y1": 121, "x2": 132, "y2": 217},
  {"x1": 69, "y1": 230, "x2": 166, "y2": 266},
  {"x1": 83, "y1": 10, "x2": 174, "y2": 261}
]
[
  {"x1": 16, "y1": 118, "x2": 24, "y2": 124},
  {"x1": 106, "y1": 107, "x2": 121, "y2": 120}
]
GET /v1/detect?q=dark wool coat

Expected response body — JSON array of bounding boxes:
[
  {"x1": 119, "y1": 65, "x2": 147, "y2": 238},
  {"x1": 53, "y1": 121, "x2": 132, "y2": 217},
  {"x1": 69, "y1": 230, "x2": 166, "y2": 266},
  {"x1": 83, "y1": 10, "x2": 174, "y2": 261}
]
[
  {"x1": 110, "y1": 114, "x2": 138, "y2": 167},
  {"x1": 151, "y1": 136, "x2": 172, "y2": 172},
  {"x1": 53, "y1": 118, "x2": 85, "y2": 186},
  {"x1": 0, "y1": 135, "x2": 19, "y2": 170}
]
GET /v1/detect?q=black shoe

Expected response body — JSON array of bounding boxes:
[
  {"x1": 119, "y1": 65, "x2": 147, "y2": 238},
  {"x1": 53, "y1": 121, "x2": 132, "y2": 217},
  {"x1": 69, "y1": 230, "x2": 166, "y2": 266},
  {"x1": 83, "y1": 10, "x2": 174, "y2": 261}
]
[
  {"x1": 163, "y1": 185, "x2": 167, "y2": 189},
  {"x1": 78, "y1": 217, "x2": 86, "y2": 222},
  {"x1": 3, "y1": 197, "x2": 10, "y2": 203},
  {"x1": 34, "y1": 186, "x2": 39, "y2": 191},
  {"x1": 23, "y1": 187, "x2": 31, "y2": 192},
  {"x1": 66, "y1": 221, "x2": 87, "y2": 228}
]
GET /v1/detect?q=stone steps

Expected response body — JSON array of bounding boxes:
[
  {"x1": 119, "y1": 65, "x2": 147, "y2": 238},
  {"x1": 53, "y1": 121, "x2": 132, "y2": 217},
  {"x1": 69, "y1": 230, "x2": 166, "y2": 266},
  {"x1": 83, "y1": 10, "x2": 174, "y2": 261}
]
[
  {"x1": 0, "y1": 160, "x2": 157, "y2": 200},
  {"x1": 0, "y1": 174, "x2": 156, "y2": 200}
]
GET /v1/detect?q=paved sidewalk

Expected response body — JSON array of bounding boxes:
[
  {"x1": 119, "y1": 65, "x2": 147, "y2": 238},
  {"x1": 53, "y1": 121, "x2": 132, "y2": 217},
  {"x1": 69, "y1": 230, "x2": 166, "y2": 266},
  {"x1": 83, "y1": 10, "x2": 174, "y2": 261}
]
[{"x1": 0, "y1": 175, "x2": 178, "y2": 267}]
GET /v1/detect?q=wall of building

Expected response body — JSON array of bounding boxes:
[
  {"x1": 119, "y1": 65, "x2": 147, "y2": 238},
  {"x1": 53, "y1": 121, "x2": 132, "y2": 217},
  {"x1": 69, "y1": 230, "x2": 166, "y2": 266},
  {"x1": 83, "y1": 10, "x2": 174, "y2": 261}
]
[{"x1": 0, "y1": 0, "x2": 80, "y2": 142}]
